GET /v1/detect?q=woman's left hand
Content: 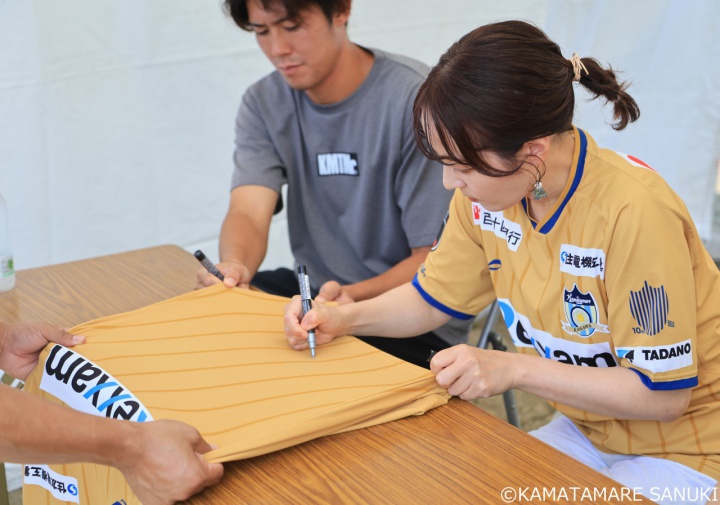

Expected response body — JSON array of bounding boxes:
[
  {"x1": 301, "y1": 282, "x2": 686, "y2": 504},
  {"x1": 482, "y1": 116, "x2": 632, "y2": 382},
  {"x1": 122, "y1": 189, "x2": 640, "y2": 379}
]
[{"x1": 429, "y1": 344, "x2": 518, "y2": 400}]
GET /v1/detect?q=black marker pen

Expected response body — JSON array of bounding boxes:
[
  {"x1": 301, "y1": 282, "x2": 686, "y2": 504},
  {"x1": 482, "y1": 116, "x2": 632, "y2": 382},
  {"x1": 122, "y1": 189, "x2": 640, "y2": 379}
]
[
  {"x1": 194, "y1": 250, "x2": 225, "y2": 282},
  {"x1": 297, "y1": 265, "x2": 317, "y2": 359}
]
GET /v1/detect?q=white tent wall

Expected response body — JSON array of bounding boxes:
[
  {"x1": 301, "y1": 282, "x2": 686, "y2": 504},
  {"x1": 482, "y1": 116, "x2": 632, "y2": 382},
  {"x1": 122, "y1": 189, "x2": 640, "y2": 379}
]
[{"x1": 0, "y1": 0, "x2": 719, "y2": 274}]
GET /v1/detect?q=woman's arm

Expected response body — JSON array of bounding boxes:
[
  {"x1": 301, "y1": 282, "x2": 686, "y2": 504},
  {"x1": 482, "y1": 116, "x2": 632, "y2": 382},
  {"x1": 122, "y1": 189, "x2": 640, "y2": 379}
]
[
  {"x1": 285, "y1": 282, "x2": 452, "y2": 350},
  {"x1": 431, "y1": 345, "x2": 690, "y2": 421}
]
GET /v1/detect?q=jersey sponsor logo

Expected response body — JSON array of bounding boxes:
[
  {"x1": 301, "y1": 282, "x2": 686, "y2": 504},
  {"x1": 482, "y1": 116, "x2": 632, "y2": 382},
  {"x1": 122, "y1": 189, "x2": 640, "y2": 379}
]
[
  {"x1": 431, "y1": 211, "x2": 449, "y2": 251},
  {"x1": 40, "y1": 345, "x2": 153, "y2": 422},
  {"x1": 629, "y1": 281, "x2": 670, "y2": 336},
  {"x1": 613, "y1": 151, "x2": 656, "y2": 172},
  {"x1": 498, "y1": 299, "x2": 617, "y2": 367},
  {"x1": 488, "y1": 259, "x2": 502, "y2": 271},
  {"x1": 112, "y1": 500, "x2": 128, "y2": 505},
  {"x1": 24, "y1": 464, "x2": 79, "y2": 503},
  {"x1": 559, "y1": 244, "x2": 605, "y2": 279},
  {"x1": 317, "y1": 152, "x2": 359, "y2": 176},
  {"x1": 616, "y1": 339, "x2": 693, "y2": 373},
  {"x1": 561, "y1": 285, "x2": 609, "y2": 337},
  {"x1": 472, "y1": 203, "x2": 522, "y2": 251}
]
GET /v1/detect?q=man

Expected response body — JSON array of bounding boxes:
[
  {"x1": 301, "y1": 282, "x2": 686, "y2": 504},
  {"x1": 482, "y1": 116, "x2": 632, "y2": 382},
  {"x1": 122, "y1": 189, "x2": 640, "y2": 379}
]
[
  {"x1": 197, "y1": 0, "x2": 469, "y2": 367},
  {"x1": 0, "y1": 322, "x2": 223, "y2": 505}
]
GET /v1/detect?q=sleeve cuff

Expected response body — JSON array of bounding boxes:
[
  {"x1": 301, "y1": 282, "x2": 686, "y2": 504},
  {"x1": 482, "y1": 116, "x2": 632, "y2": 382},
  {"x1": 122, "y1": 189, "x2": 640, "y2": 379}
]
[
  {"x1": 411, "y1": 275, "x2": 475, "y2": 321},
  {"x1": 629, "y1": 368, "x2": 698, "y2": 390}
]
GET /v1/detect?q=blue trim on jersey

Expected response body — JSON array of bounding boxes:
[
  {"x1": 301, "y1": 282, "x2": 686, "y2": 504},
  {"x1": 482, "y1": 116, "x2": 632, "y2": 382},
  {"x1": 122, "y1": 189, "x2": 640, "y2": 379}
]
[
  {"x1": 521, "y1": 128, "x2": 588, "y2": 234},
  {"x1": 411, "y1": 275, "x2": 475, "y2": 321},
  {"x1": 629, "y1": 368, "x2": 699, "y2": 390}
]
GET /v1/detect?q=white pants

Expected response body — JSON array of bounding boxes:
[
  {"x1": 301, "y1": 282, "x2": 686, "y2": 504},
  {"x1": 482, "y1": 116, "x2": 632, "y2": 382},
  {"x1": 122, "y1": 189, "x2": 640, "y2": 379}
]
[{"x1": 530, "y1": 416, "x2": 718, "y2": 505}]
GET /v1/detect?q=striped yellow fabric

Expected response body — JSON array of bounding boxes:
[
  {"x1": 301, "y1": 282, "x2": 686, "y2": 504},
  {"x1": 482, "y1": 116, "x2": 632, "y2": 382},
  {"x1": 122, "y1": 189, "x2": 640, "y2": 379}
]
[{"x1": 22, "y1": 285, "x2": 449, "y2": 505}]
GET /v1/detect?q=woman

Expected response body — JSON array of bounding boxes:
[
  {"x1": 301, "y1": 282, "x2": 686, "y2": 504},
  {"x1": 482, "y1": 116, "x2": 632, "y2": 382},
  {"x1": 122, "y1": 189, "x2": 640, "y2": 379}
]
[{"x1": 284, "y1": 20, "x2": 720, "y2": 503}]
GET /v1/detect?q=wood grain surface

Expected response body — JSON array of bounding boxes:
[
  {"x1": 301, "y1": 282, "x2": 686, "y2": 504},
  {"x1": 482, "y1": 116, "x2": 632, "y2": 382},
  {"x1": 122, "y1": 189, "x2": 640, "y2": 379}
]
[
  {"x1": 0, "y1": 245, "x2": 197, "y2": 327},
  {"x1": 0, "y1": 245, "x2": 653, "y2": 504}
]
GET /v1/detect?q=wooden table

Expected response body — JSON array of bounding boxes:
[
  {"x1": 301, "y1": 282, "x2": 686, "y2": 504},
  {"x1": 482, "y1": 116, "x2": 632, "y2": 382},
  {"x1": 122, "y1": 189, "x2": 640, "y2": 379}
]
[{"x1": 0, "y1": 245, "x2": 653, "y2": 504}]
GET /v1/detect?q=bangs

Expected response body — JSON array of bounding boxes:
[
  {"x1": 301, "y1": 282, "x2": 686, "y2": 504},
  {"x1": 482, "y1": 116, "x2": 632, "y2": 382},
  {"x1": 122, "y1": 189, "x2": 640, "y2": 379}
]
[
  {"x1": 415, "y1": 108, "x2": 467, "y2": 167},
  {"x1": 413, "y1": 85, "x2": 514, "y2": 178}
]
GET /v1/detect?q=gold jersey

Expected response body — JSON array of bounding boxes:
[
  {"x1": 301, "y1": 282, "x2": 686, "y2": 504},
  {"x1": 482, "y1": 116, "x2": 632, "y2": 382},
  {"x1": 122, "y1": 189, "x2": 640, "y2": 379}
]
[
  {"x1": 22, "y1": 285, "x2": 449, "y2": 504},
  {"x1": 415, "y1": 127, "x2": 720, "y2": 478}
]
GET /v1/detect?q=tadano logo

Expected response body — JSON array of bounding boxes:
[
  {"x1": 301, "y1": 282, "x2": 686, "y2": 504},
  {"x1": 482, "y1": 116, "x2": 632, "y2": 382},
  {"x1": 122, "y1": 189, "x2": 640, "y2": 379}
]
[
  {"x1": 40, "y1": 345, "x2": 153, "y2": 422},
  {"x1": 616, "y1": 339, "x2": 693, "y2": 373}
]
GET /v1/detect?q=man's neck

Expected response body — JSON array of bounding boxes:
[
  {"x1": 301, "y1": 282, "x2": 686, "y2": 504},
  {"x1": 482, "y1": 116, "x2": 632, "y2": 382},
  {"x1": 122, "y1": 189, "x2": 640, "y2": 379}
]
[{"x1": 306, "y1": 43, "x2": 374, "y2": 105}]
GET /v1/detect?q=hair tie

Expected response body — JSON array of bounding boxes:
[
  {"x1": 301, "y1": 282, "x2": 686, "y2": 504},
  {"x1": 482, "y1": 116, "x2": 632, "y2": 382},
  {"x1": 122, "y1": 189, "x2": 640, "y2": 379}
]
[{"x1": 569, "y1": 53, "x2": 588, "y2": 82}]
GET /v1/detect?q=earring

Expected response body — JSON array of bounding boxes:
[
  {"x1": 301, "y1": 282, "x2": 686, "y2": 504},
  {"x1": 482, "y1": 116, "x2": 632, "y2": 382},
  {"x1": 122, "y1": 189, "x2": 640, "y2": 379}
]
[{"x1": 532, "y1": 178, "x2": 547, "y2": 200}]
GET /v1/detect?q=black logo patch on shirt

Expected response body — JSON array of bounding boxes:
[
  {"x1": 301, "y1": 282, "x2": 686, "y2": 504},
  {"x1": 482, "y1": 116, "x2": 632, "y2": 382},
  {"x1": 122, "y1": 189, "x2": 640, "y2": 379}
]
[
  {"x1": 629, "y1": 281, "x2": 669, "y2": 336},
  {"x1": 317, "y1": 152, "x2": 359, "y2": 176}
]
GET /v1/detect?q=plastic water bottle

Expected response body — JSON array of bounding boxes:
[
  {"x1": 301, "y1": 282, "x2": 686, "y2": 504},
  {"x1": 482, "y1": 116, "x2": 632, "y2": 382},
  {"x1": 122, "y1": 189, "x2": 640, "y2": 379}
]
[{"x1": 0, "y1": 194, "x2": 16, "y2": 292}]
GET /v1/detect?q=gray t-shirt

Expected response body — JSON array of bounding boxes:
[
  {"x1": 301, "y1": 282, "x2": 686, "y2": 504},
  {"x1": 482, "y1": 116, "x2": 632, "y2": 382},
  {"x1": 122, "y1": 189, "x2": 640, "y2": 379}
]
[{"x1": 231, "y1": 48, "x2": 469, "y2": 345}]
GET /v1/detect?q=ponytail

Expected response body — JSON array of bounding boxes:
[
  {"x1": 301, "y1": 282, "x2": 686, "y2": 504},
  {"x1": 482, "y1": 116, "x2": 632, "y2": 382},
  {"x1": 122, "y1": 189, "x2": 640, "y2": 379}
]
[{"x1": 573, "y1": 57, "x2": 640, "y2": 130}]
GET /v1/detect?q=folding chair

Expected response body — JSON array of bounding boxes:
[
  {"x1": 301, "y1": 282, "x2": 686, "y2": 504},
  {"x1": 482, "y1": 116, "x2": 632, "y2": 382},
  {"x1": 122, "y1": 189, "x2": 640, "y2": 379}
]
[{"x1": 475, "y1": 300, "x2": 522, "y2": 429}]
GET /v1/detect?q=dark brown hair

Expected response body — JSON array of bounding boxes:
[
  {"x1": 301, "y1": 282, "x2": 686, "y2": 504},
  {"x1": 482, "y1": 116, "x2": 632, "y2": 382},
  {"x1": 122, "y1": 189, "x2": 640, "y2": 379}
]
[
  {"x1": 413, "y1": 20, "x2": 640, "y2": 177},
  {"x1": 224, "y1": 0, "x2": 350, "y2": 31}
]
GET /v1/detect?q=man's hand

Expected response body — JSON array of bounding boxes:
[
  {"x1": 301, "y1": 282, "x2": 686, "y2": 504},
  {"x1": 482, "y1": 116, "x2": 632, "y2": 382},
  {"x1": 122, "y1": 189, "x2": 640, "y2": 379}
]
[
  {"x1": 0, "y1": 323, "x2": 85, "y2": 381},
  {"x1": 316, "y1": 280, "x2": 355, "y2": 305},
  {"x1": 119, "y1": 420, "x2": 224, "y2": 505},
  {"x1": 195, "y1": 260, "x2": 252, "y2": 290}
]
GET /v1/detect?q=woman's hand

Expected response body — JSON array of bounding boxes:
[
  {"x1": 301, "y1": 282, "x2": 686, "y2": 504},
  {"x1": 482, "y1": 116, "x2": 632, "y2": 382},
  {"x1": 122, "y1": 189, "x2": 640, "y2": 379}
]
[
  {"x1": 429, "y1": 344, "x2": 518, "y2": 400},
  {"x1": 284, "y1": 296, "x2": 348, "y2": 351}
]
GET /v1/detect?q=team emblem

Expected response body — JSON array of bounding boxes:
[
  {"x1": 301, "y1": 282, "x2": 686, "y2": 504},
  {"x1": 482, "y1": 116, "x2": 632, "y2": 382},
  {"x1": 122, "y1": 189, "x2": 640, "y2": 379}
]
[
  {"x1": 629, "y1": 281, "x2": 669, "y2": 336},
  {"x1": 561, "y1": 285, "x2": 609, "y2": 337}
]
